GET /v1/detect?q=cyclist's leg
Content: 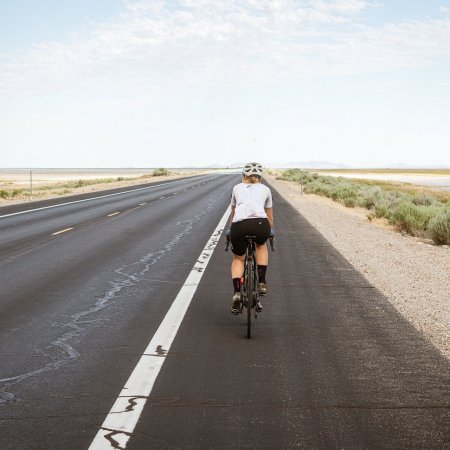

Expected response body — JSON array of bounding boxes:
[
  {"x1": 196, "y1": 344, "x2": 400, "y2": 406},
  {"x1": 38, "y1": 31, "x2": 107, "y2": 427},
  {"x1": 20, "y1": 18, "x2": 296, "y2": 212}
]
[
  {"x1": 254, "y1": 218, "x2": 271, "y2": 296},
  {"x1": 230, "y1": 221, "x2": 247, "y2": 294},
  {"x1": 255, "y1": 243, "x2": 268, "y2": 266},
  {"x1": 230, "y1": 254, "x2": 244, "y2": 314},
  {"x1": 231, "y1": 254, "x2": 245, "y2": 279}
]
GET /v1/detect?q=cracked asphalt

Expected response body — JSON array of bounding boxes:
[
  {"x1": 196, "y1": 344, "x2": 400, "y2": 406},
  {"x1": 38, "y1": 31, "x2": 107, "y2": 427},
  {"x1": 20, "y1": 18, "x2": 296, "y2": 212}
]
[{"x1": 0, "y1": 173, "x2": 449, "y2": 449}]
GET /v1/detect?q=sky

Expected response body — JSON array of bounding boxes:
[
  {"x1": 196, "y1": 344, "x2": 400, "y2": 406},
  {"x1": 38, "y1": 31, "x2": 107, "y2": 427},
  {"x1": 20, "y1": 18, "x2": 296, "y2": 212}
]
[{"x1": 1, "y1": 0, "x2": 450, "y2": 168}]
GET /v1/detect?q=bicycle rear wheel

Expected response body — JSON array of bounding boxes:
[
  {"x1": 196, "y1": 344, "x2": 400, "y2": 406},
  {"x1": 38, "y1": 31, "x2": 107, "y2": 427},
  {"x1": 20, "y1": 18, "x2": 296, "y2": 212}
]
[{"x1": 246, "y1": 257, "x2": 254, "y2": 339}]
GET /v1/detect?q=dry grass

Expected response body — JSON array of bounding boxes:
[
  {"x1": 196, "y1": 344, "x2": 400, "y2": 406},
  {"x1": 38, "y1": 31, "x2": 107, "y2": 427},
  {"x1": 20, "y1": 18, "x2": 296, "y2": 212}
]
[{"x1": 0, "y1": 169, "x2": 202, "y2": 206}]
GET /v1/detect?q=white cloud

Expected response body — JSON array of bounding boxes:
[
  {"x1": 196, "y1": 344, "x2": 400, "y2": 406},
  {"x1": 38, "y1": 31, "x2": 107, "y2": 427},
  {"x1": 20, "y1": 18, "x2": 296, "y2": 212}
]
[{"x1": 1, "y1": 0, "x2": 450, "y2": 94}]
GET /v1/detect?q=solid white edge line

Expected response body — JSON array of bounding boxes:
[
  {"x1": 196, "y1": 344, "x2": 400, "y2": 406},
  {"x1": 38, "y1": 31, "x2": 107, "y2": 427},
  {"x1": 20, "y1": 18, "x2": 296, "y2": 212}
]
[
  {"x1": 88, "y1": 205, "x2": 231, "y2": 450},
  {"x1": 0, "y1": 178, "x2": 200, "y2": 220},
  {"x1": 107, "y1": 212, "x2": 121, "y2": 217},
  {"x1": 51, "y1": 227, "x2": 74, "y2": 236}
]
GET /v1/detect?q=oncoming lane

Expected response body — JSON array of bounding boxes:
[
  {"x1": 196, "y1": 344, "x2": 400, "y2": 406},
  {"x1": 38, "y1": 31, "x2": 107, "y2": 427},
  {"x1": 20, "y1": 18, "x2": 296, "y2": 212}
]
[{"x1": 0, "y1": 173, "x2": 239, "y2": 450}]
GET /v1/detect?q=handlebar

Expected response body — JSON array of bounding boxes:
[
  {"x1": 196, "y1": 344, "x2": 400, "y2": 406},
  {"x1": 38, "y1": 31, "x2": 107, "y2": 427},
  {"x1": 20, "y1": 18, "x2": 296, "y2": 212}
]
[{"x1": 225, "y1": 235, "x2": 230, "y2": 252}]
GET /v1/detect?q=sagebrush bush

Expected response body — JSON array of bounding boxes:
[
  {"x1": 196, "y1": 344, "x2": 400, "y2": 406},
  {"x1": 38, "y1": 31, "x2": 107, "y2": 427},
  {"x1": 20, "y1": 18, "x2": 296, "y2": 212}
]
[
  {"x1": 391, "y1": 202, "x2": 436, "y2": 236},
  {"x1": 11, "y1": 188, "x2": 25, "y2": 197},
  {"x1": 153, "y1": 168, "x2": 170, "y2": 176},
  {"x1": 330, "y1": 185, "x2": 358, "y2": 201},
  {"x1": 428, "y1": 207, "x2": 450, "y2": 245},
  {"x1": 0, "y1": 189, "x2": 10, "y2": 198},
  {"x1": 412, "y1": 193, "x2": 436, "y2": 206},
  {"x1": 344, "y1": 197, "x2": 356, "y2": 207},
  {"x1": 277, "y1": 168, "x2": 450, "y2": 244}
]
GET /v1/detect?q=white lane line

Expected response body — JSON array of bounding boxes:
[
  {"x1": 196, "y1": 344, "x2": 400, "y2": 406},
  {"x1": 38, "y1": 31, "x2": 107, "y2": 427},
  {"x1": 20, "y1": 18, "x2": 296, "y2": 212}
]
[
  {"x1": 89, "y1": 206, "x2": 230, "y2": 450},
  {"x1": 159, "y1": 196, "x2": 165, "y2": 199},
  {"x1": 0, "y1": 178, "x2": 199, "y2": 220},
  {"x1": 139, "y1": 203, "x2": 146, "y2": 206},
  {"x1": 107, "y1": 212, "x2": 120, "y2": 217},
  {"x1": 51, "y1": 227, "x2": 74, "y2": 236}
]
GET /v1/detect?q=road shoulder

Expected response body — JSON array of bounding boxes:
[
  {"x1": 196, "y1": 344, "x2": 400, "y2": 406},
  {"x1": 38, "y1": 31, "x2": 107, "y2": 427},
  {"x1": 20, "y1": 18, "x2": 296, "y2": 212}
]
[{"x1": 267, "y1": 175, "x2": 450, "y2": 360}]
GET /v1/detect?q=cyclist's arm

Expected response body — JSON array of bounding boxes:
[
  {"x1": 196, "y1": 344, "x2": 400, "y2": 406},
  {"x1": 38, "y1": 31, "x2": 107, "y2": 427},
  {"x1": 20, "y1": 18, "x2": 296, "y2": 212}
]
[
  {"x1": 230, "y1": 205, "x2": 236, "y2": 225},
  {"x1": 265, "y1": 207, "x2": 273, "y2": 228}
]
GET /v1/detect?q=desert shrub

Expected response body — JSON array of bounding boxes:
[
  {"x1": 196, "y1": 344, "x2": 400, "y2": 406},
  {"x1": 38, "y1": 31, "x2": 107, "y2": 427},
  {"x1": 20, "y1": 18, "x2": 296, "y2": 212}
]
[
  {"x1": 357, "y1": 186, "x2": 381, "y2": 209},
  {"x1": 276, "y1": 169, "x2": 450, "y2": 244},
  {"x1": 344, "y1": 197, "x2": 356, "y2": 207},
  {"x1": 11, "y1": 188, "x2": 25, "y2": 197},
  {"x1": 391, "y1": 202, "x2": 436, "y2": 236},
  {"x1": 304, "y1": 181, "x2": 332, "y2": 197},
  {"x1": 374, "y1": 202, "x2": 390, "y2": 219},
  {"x1": 412, "y1": 193, "x2": 435, "y2": 206},
  {"x1": 330, "y1": 185, "x2": 358, "y2": 201},
  {"x1": 277, "y1": 169, "x2": 308, "y2": 183},
  {"x1": 359, "y1": 195, "x2": 376, "y2": 209},
  {"x1": 153, "y1": 168, "x2": 170, "y2": 176},
  {"x1": 0, "y1": 189, "x2": 10, "y2": 198},
  {"x1": 428, "y1": 207, "x2": 450, "y2": 245},
  {"x1": 68, "y1": 179, "x2": 86, "y2": 188}
]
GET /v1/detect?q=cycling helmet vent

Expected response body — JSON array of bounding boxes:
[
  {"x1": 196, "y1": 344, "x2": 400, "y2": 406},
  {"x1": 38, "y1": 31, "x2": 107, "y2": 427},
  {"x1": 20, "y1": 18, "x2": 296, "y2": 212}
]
[{"x1": 242, "y1": 162, "x2": 263, "y2": 177}]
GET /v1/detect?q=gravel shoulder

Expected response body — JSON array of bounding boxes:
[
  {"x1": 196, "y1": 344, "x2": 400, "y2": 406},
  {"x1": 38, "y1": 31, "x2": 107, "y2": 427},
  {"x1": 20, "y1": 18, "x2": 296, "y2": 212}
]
[{"x1": 267, "y1": 175, "x2": 450, "y2": 360}]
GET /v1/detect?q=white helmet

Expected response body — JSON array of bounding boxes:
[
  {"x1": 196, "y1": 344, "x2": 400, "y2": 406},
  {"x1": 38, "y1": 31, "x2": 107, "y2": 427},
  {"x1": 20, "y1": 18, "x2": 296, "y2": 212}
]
[{"x1": 242, "y1": 162, "x2": 263, "y2": 177}]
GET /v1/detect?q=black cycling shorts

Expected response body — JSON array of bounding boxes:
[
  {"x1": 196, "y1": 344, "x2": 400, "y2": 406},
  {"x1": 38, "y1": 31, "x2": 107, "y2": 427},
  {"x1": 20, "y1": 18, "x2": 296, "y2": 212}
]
[{"x1": 230, "y1": 218, "x2": 271, "y2": 256}]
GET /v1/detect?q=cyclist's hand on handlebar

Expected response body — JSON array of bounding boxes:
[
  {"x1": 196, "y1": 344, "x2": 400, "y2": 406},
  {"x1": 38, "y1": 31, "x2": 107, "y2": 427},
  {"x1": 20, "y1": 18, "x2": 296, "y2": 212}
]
[
  {"x1": 268, "y1": 229, "x2": 275, "y2": 251},
  {"x1": 224, "y1": 229, "x2": 231, "y2": 251}
]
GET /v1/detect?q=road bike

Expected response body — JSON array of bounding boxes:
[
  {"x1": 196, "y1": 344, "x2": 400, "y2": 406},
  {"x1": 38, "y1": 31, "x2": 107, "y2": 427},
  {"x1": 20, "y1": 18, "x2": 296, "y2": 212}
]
[{"x1": 225, "y1": 233, "x2": 275, "y2": 338}]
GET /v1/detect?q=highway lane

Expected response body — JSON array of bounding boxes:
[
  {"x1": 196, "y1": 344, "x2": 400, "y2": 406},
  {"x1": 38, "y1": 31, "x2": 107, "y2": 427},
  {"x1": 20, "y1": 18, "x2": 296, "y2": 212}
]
[
  {"x1": 0, "y1": 173, "x2": 237, "y2": 449},
  {"x1": 1, "y1": 174, "x2": 449, "y2": 449}
]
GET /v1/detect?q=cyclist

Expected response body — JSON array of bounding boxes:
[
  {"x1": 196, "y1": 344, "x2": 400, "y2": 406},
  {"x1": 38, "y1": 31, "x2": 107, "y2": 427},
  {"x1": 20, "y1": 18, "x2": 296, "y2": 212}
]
[{"x1": 228, "y1": 162, "x2": 274, "y2": 314}]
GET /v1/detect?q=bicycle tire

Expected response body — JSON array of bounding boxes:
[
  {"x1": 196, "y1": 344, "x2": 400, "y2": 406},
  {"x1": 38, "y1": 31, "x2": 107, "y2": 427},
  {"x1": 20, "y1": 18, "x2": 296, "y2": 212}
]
[{"x1": 246, "y1": 253, "x2": 253, "y2": 339}]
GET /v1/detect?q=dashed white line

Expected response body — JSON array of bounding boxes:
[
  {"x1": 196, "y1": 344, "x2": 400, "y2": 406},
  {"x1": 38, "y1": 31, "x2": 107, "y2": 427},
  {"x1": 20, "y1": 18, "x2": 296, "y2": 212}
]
[
  {"x1": 159, "y1": 196, "x2": 165, "y2": 199},
  {"x1": 88, "y1": 206, "x2": 231, "y2": 450},
  {"x1": 139, "y1": 203, "x2": 146, "y2": 206},
  {"x1": 107, "y1": 212, "x2": 120, "y2": 217},
  {"x1": 51, "y1": 227, "x2": 74, "y2": 236}
]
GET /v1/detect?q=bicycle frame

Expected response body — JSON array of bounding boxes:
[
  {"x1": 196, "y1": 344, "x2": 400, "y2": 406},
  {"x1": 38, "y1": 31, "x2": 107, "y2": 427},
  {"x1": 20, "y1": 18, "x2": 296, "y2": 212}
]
[
  {"x1": 225, "y1": 231, "x2": 275, "y2": 339},
  {"x1": 242, "y1": 236, "x2": 258, "y2": 338}
]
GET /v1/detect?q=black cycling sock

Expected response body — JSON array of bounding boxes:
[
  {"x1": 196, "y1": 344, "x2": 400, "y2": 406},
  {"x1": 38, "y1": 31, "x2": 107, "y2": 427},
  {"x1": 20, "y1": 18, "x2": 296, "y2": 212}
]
[
  {"x1": 232, "y1": 278, "x2": 241, "y2": 293},
  {"x1": 257, "y1": 265, "x2": 267, "y2": 283}
]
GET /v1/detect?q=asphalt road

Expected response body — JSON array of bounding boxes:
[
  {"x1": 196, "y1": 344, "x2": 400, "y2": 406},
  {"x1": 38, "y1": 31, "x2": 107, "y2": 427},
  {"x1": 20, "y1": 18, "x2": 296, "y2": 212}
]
[{"x1": 0, "y1": 174, "x2": 449, "y2": 449}]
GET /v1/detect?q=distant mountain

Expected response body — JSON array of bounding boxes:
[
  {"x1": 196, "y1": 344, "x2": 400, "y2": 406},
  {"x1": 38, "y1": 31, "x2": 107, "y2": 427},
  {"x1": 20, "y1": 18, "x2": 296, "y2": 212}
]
[
  {"x1": 209, "y1": 161, "x2": 351, "y2": 169},
  {"x1": 220, "y1": 162, "x2": 450, "y2": 170}
]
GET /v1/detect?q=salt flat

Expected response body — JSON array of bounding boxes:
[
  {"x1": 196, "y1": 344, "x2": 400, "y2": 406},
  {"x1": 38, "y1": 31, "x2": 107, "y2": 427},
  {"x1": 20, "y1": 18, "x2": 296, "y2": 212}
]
[{"x1": 315, "y1": 171, "x2": 450, "y2": 190}]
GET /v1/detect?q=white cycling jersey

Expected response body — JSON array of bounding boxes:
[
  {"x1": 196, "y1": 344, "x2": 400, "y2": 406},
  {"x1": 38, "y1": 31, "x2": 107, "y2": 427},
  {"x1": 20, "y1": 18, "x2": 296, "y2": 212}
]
[{"x1": 231, "y1": 182, "x2": 273, "y2": 223}]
